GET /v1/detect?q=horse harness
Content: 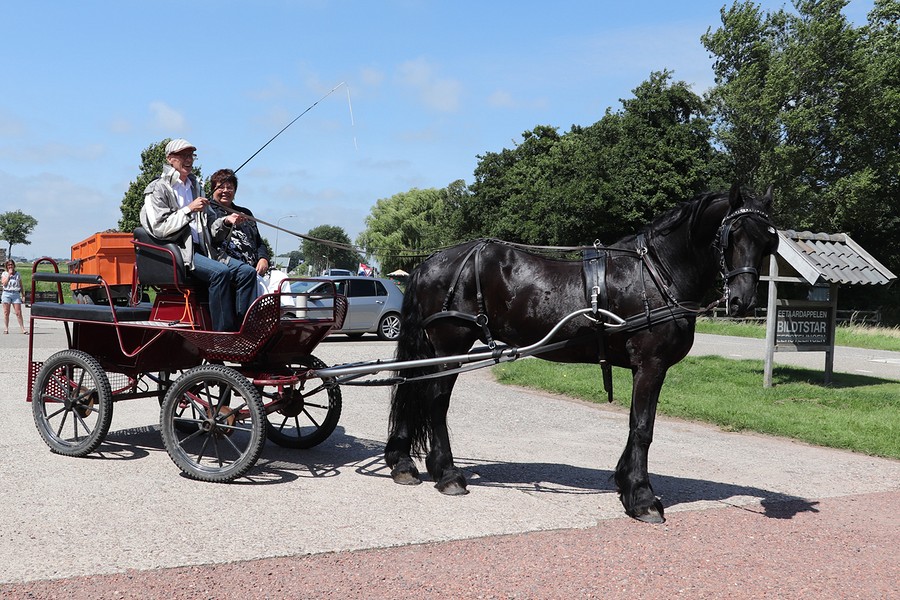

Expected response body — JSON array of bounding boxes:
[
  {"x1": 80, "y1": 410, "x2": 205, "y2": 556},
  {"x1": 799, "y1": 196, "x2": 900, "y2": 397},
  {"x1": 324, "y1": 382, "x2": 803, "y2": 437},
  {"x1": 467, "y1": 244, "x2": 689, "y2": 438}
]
[
  {"x1": 421, "y1": 241, "x2": 498, "y2": 349},
  {"x1": 419, "y1": 207, "x2": 773, "y2": 401}
]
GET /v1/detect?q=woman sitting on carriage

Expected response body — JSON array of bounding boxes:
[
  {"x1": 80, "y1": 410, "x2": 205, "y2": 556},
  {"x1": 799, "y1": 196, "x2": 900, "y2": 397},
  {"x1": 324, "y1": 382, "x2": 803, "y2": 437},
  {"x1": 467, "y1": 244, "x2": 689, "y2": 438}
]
[{"x1": 208, "y1": 168, "x2": 291, "y2": 299}]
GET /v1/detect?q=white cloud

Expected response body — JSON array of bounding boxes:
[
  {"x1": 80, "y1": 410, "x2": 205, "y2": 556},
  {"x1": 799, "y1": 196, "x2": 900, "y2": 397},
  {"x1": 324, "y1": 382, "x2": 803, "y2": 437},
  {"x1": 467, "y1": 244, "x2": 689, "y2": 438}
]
[
  {"x1": 0, "y1": 170, "x2": 118, "y2": 259},
  {"x1": 108, "y1": 116, "x2": 132, "y2": 134},
  {"x1": 0, "y1": 143, "x2": 105, "y2": 164},
  {"x1": 149, "y1": 101, "x2": 186, "y2": 131},
  {"x1": 487, "y1": 90, "x2": 515, "y2": 109},
  {"x1": 397, "y1": 58, "x2": 462, "y2": 112},
  {"x1": 360, "y1": 67, "x2": 384, "y2": 87},
  {"x1": 486, "y1": 89, "x2": 550, "y2": 112}
]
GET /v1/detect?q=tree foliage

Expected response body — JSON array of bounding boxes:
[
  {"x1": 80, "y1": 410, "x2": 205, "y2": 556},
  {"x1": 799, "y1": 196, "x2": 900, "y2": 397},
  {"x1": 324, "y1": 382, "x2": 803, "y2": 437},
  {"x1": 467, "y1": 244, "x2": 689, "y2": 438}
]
[
  {"x1": 451, "y1": 71, "x2": 722, "y2": 246},
  {"x1": 0, "y1": 210, "x2": 38, "y2": 255},
  {"x1": 299, "y1": 225, "x2": 361, "y2": 275},
  {"x1": 703, "y1": 0, "x2": 900, "y2": 316},
  {"x1": 356, "y1": 185, "x2": 463, "y2": 273},
  {"x1": 118, "y1": 139, "x2": 203, "y2": 232}
]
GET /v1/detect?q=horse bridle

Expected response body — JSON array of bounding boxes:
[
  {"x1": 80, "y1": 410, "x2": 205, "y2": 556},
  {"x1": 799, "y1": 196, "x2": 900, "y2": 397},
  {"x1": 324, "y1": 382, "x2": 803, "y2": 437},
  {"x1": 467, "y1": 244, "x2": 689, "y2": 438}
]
[{"x1": 716, "y1": 207, "x2": 775, "y2": 314}]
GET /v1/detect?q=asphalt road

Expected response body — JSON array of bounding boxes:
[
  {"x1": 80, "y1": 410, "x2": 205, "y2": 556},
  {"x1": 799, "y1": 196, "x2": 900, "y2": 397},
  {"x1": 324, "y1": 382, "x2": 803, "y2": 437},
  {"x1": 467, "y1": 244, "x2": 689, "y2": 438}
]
[
  {"x1": 1, "y1": 309, "x2": 897, "y2": 597},
  {"x1": 689, "y1": 331, "x2": 900, "y2": 382}
]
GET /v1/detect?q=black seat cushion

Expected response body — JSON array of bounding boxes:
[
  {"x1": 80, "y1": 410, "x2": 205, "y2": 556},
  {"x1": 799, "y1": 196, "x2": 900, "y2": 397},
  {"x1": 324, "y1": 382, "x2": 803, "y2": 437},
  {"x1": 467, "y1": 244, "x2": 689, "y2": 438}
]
[{"x1": 30, "y1": 302, "x2": 152, "y2": 323}]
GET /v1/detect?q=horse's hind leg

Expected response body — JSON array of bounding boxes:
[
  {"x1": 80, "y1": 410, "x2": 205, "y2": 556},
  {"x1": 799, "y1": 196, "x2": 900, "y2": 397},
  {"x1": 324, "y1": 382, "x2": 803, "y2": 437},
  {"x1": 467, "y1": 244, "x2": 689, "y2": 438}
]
[
  {"x1": 385, "y1": 382, "x2": 423, "y2": 486},
  {"x1": 385, "y1": 423, "x2": 421, "y2": 485},
  {"x1": 425, "y1": 372, "x2": 468, "y2": 495}
]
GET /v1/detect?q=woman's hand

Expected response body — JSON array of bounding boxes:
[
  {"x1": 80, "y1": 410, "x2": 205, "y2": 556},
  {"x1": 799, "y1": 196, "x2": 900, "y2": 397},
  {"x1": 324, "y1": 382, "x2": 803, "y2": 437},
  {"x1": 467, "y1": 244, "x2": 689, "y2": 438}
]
[{"x1": 225, "y1": 213, "x2": 246, "y2": 226}]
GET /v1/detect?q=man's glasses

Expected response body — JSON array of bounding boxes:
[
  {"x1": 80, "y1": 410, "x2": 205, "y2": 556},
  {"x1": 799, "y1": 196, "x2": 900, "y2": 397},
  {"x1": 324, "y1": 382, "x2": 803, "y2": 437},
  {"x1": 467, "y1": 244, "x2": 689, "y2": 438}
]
[{"x1": 171, "y1": 151, "x2": 197, "y2": 159}]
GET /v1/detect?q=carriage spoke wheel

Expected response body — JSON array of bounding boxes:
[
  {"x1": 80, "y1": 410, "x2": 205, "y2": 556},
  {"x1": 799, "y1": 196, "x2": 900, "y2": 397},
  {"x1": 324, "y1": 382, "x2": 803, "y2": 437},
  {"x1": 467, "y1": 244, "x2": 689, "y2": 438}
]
[
  {"x1": 262, "y1": 355, "x2": 342, "y2": 449},
  {"x1": 160, "y1": 365, "x2": 266, "y2": 482},
  {"x1": 32, "y1": 350, "x2": 113, "y2": 457}
]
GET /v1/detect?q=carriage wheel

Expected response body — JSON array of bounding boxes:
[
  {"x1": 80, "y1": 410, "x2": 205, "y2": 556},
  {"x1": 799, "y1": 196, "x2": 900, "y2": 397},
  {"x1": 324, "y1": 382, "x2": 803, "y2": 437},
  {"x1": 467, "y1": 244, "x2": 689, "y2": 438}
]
[
  {"x1": 31, "y1": 350, "x2": 113, "y2": 457},
  {"x1": 160, "y1": 364, "x2": 266, "y2": 482},
  {"x1": 158, "y1": 369, "x2": 200, "y2": 434},
  {"x1": 261, "y1": 355, "x2": 342, "y2": 449}
]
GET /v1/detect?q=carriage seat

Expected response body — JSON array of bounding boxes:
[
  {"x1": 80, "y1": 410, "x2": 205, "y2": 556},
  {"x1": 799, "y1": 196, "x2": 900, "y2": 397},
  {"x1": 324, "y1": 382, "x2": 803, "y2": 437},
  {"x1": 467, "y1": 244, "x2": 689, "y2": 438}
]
[
  {"x1": 29, "y1": 272, "x2": 152, "y2": 322},
  {"x1": 133, "y1": 226, "x2": 197, "y2": 289},
  {"x1": 30, "y1": 302, "x2": 152, "y2": 323}
]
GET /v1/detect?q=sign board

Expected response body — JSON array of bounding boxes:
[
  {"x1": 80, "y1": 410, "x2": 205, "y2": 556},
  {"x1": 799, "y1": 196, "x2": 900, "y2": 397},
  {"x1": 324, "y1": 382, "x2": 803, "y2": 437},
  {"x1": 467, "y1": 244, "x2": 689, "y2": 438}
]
[{"x1": 775, "y1": 302, "x2": 833, "y2": 350}]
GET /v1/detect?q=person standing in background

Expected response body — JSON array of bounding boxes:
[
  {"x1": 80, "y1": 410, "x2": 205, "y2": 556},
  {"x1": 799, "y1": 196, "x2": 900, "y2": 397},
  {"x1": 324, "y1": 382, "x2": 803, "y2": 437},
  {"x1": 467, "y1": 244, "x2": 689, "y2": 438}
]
[{"x1": 2, "y1": 260, "x2": 27, "y2": 334}]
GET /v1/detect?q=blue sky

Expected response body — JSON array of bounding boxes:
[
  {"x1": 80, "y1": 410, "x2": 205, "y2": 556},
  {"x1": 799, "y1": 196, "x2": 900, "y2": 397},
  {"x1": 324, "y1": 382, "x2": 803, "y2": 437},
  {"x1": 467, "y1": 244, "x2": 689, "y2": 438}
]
[{"x1": 1, "y1": 0, "x2": 874, "y2": 259}]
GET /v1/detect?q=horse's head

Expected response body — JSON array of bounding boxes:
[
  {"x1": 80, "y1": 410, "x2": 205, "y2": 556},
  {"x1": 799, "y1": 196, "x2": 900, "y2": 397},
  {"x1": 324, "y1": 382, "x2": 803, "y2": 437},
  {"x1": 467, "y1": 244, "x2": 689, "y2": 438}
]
[{"x1": 718, "y1": 184, "x2": 779, "y2": 316}]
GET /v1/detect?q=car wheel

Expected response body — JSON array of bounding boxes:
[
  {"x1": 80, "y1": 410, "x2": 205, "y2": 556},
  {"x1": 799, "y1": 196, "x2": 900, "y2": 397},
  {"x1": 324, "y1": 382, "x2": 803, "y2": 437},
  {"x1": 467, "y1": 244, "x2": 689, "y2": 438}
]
[{"x1": 377, "y1": 313, "x2": 401, "y2": 341}]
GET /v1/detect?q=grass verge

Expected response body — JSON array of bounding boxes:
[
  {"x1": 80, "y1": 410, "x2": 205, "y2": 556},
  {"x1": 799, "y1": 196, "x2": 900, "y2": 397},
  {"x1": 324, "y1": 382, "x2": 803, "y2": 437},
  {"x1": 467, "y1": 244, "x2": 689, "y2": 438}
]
[
  {"x1": 16, "y1": 261, "x2": 75, "y2": 304},
  {"x1": 494, "y1": 356, "x2": 900, "y2": 460}
]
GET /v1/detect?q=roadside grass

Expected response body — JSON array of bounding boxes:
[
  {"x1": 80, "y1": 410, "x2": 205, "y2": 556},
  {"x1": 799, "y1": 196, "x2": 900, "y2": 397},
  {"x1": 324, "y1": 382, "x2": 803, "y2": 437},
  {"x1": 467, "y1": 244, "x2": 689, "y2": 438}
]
[
  {"x1": 17, "y1": 261, "x2": 75, "y2": 303},
  {"x1": 695, "y1": 317, "x2": 900, "y2": 352},
  {"x1": 493, "y1": 356, "x2": 900, "y2": 460}
]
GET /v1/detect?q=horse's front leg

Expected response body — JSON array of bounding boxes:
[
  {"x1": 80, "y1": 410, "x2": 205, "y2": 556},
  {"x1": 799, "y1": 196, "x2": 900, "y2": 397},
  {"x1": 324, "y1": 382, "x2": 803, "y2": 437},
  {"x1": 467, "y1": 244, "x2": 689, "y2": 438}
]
[
  {"x1": 615, "y1": 365, "x2": 667, "y2": 523},
  {"x1": 426, "y1": 371, "x2": 468, "y2": 495}
]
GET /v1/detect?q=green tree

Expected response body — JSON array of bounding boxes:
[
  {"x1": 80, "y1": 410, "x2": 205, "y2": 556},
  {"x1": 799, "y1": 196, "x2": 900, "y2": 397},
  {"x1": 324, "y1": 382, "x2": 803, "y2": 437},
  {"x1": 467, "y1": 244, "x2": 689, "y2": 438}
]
[
  {"x1": 119, "y1": 139, "x2": 203, "y2": 232},
  {"x1": 357, "y1": 186, "x2": 458, "y2": 273},
  {"x1": 0, "y1": 210, "x2": 38, "y2": 256},
  {"x1": 300, "y1": 225, "x2": 361, "y2": 274},
  {"x1": 701, "y1": 1, "x2": 786, "y2": 185},
  {"x1": 596, "y1": 70, "x2": 724, "y2": 228},
  {"x1": 286, "y1": 249, "x2": 304, "y2": 273},
  {"x1": 703, "y1": 0, "x2": 900, "y2": 319},
  {"x1": 455, "y1": 71, "x2": 721, "y2": 246}
]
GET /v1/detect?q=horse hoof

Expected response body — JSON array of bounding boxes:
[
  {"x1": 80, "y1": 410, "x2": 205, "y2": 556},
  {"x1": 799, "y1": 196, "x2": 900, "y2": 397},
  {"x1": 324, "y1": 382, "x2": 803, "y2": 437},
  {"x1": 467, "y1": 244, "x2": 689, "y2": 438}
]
[
  {"x1": 436, "y1": 481, "x2": 469, "y2": 496},
  {"x1": 391, "y1": 469, "x2": 422, "y2": 486},
  {"x1": 633, "y1": 510, "x2": 665, "y2": 524},
  {"x1": 632, "y1": 499, "x2": 666, "y2": 524}
]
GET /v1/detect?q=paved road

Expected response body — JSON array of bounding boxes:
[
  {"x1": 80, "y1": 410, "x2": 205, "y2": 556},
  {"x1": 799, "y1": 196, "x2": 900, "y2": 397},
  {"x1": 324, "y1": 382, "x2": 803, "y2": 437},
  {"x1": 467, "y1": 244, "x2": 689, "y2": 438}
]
[
  {"x1": 690, "y1": 332, "x2": 900, "y2": 381},
  {"x1": 1, "y1": 310, "x2": 897, "y2": 597}
]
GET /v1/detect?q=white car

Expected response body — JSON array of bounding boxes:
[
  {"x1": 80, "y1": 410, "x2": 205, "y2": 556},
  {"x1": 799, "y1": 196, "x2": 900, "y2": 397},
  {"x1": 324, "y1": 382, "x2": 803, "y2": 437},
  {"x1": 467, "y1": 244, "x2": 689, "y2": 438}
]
[{"x1": 286, "y1": 276, "x2": 404, "y2": 340}]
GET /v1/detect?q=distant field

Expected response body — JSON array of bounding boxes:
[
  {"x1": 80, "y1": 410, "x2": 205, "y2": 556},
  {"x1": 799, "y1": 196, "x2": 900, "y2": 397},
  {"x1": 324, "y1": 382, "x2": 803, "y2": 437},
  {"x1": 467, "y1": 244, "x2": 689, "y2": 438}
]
[{"x1": 16, "y1": 260, "x2": 75, "y2": 303}]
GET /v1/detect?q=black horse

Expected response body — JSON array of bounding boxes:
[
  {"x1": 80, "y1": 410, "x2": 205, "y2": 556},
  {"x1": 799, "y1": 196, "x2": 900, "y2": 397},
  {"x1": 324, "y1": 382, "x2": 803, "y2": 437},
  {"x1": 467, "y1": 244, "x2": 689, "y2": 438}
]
[{"x1": 384, "y1": 185, "x2": 778, "y2": 523}]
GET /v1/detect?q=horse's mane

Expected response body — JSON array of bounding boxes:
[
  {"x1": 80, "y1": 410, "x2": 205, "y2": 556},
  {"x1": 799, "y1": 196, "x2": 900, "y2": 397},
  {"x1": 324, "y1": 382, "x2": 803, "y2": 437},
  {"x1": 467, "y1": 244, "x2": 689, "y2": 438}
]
[{"x1": 644, "y1": 191, "x2": 724, "y2": 240}]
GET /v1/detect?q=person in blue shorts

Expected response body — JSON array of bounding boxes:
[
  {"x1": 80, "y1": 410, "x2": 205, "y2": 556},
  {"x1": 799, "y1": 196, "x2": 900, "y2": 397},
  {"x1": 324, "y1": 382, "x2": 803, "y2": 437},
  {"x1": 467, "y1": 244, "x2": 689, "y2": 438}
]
[{"x1": 2, "y1": 259, "x2": 26, "y2": 334}]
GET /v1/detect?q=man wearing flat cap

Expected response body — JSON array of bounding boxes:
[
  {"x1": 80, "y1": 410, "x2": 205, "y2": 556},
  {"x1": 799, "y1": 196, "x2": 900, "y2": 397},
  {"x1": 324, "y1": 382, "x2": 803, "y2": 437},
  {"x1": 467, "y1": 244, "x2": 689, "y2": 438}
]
[{"x1": 140, "y1": 138, "x2": 257, "y2": 331}]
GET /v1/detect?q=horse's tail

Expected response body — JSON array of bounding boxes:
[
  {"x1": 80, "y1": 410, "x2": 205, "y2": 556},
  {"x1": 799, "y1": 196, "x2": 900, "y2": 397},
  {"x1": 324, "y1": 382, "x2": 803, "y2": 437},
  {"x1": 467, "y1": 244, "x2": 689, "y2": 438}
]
[{"x1": 389, "y1": 268, "x2": 436, "y2": 457}]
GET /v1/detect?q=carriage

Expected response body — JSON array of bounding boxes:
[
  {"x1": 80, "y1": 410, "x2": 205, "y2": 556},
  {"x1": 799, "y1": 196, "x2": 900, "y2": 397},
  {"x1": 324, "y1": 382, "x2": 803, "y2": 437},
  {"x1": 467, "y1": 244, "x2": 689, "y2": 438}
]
[
  {"x1": 27, "y1": 227, "x2": 353, "y2": 482},
  {"x1": 26, "y1": 186, "x2": 777, "y2": 522}
]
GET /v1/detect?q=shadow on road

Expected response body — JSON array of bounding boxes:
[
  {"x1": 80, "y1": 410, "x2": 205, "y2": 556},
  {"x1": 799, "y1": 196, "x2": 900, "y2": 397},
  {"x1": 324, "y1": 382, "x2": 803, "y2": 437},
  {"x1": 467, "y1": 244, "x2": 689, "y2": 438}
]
[{"x1": 90, "y1": 425, "x2": 818, "y2": 520}]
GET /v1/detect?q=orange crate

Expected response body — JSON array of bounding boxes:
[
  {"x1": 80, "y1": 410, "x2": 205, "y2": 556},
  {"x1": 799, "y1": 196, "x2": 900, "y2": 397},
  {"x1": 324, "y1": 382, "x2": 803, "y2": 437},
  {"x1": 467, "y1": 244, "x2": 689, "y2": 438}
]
[{"x1": 69, "y1": 232, "x2": 136, "y2": 289}]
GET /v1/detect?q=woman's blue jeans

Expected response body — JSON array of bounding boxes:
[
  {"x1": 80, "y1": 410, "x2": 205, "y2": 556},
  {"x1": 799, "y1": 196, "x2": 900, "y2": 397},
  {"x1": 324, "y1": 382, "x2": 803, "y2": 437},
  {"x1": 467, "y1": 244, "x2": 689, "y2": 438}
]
[{"x1": 190, "y1": 254, "x2": 258, "y2": 331}]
